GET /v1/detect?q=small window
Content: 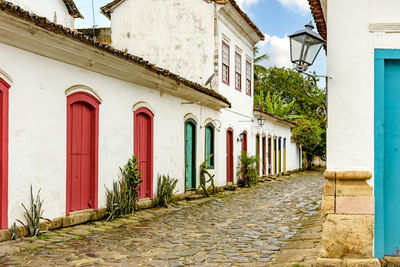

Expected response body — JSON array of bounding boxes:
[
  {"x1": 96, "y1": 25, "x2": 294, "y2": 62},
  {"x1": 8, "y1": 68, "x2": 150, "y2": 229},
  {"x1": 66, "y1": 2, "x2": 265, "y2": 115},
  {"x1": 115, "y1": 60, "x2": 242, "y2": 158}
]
[
  {"x1": 222, "y1": 41, "x2": 230, "y2": 85},
  {"x1": 246, "y1": 60, "x2": 252, "y2": 96},
  {"x1": 205, "y1": 125, "x2": 215, "y2": 168},
  {"x1": 235, "y1": 52, "x2": 242, "y2": 91}
]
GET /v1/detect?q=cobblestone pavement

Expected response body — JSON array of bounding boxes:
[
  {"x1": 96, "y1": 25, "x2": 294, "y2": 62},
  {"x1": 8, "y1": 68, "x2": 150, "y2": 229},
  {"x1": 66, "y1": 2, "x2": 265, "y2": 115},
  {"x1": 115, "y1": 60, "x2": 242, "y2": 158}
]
[{"x1": 0, "y1": 170, "x2": 324, "y2": 266}]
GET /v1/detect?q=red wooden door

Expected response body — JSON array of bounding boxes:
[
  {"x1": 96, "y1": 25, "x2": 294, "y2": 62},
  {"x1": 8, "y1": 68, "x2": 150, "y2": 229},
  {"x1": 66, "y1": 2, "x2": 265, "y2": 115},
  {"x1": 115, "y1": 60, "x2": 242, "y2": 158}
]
[
  {"x1": 67, "y1": 92, "x2": 100, "y2": 215},
  {"x1": 268, "y1": 137, "x2": 272, "y2": 175},
  {"x1": 262, "y1": 136, "x2": 266, "y2": 176},
  {"x1": 226, "y1": 128, "x2": 234, "y2": 183},
  {"x1": 0, "y1": 79, "x2": 9, "y2": 229},
  {"x1": 241, "y1": 131, "x2": 247, "y2": 153},
  {"x1": 134, "y1": 108, "x2": 154, "y2": 199},
  {"x1": 70, "y1": 102, "x2": 94, "y2": 211}
]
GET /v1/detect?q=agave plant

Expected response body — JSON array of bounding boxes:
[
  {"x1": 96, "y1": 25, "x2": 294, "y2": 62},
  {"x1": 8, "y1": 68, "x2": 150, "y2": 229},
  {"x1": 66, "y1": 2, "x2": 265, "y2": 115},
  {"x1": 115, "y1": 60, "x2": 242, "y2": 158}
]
[
  {"x1": 155, "y1": 174, "x2": 178, "y2": 208},
  {"x1": 17, "y1": 185, "x2": 48, "y2": 237},
  {"x1": 105, "y1": 155, "x2": 142, "y2": 220}
]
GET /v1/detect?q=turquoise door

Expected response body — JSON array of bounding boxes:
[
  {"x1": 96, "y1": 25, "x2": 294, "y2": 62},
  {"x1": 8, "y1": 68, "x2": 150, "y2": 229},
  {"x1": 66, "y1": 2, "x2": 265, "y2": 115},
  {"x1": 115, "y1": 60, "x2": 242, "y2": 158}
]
[
  {"x1": 185, "y1": 120, "x2": 196, "y2": 189},
  {"x1": 380, "y1": 59, "x2": 400, "y2": 256}
]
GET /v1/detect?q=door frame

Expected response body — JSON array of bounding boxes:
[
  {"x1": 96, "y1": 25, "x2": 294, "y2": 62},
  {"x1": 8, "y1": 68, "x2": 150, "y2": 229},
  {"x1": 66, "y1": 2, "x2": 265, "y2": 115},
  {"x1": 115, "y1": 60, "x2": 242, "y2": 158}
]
[
  {"x1": 66, "y1": 92, "x2": 100, "y2": 216},
  {"x1": 0, "y1": 78, "x2": 9, "y2": 229},
  {"x1": 184, "y1": 118, "x2": 197, "y2": 190},
  {"x1": 134, "y1": 107, "x2": 154, "y2": 199},
  {"x1": 374, "y1": 49, "x2": 400, "y2": 258},
  {"x1": 255, "y1": 134, "x2": 260, "y2": 176},
  {"x1": 226, "y1": 127, "x2": 234, "y2": 183}
]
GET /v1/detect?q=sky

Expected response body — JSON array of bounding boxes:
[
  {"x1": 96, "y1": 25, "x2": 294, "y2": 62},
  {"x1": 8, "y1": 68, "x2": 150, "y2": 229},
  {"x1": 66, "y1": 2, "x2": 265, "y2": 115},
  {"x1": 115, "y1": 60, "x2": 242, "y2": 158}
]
[{"x1": 74, "y1": 0, "x2": 326, "y2": 82}]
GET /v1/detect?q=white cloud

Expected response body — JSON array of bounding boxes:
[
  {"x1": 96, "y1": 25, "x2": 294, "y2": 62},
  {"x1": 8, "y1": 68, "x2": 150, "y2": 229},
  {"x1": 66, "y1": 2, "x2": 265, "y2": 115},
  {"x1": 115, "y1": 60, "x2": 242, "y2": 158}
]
[
  {"x1": 257, "y1": 33, "x2": 292, "y2": 69},
  {"x1": 235, "y1": 0, "x2": 260, "y2": 9},
  {"x1": 276, "y1": 0, "x2": 310, "y2": 15}
]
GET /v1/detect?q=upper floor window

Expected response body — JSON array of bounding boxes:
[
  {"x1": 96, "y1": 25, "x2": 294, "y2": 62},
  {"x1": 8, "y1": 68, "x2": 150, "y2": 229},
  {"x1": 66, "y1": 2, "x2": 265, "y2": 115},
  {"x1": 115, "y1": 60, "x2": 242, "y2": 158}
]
[
  {"x1": 246, "y1": 60, "x2": 252, "y2": 96},
  {"x1": 222, "y1": 41, "x2": 230, "y2": 85},
  {"x1": 205, "y1": 124, "x2": 215, "y2": 168},
  {"x1": 235, "y1": 52, "x2": 242, "y2": 91}
]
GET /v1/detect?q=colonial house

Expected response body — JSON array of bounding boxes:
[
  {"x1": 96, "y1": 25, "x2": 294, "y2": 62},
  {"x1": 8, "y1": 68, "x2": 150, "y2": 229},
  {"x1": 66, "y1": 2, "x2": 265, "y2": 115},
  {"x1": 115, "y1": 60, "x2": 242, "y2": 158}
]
[
  {"x1": 0, "y1": 0, "x2": 301, "y2": 234},
  {"x1": 309, "y1": 0, "x2": 400, "y2": 265}
]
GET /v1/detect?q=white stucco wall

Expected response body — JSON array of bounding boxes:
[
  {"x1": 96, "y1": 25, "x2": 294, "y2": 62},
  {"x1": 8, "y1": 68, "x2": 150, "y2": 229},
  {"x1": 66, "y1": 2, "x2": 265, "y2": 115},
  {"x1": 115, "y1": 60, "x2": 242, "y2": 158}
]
[
  {"x1": 0, "y1": 42, "x2": 299, "y2": 226},
  {"x1": 217, "y1": 12, "x2": 255, "y2": 119},
  {"x1": 110, "y1": 0, "x2": 215, "y2": 86},
  {"x1": 326, "y1": 0, "x2": 400, "y2": 187},
  {"x1": 8, "y1": 0, "x2": 75, "y2": 28}
]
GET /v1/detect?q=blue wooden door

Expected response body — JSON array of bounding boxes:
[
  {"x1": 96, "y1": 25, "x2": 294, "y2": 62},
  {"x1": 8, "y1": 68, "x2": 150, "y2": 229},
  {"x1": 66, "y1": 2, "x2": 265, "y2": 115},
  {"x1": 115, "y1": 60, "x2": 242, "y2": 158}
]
[
  {"x1": 185, "y1": 121, "x2": 196, "y2": 189},
  {"x1": 383, "y1": 59, "x2": 400, "y2": 255}
]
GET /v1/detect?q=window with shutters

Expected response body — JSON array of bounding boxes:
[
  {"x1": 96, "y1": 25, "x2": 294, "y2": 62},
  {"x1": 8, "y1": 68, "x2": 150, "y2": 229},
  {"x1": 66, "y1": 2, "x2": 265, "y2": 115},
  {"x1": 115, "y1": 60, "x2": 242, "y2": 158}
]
[
  {"x1": 222, "y1": 41, "x2": 230, "y2": 85},
  {"x1": 235, "y1": 52, "x2": 242, "y2": 91},
  {"x1": 246, "y1": 60, "x2": 252, "y2": 96},
  {"x1": 205, "y1": 124, "x2": 215, "y2": 168}
]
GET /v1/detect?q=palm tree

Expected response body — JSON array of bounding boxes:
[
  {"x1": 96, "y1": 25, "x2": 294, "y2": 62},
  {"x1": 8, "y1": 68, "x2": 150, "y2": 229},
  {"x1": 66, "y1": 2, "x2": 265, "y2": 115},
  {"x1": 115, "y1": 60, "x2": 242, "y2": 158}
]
[{"x1": 253, "y1": 46, "x2": 268, "y2": 92}]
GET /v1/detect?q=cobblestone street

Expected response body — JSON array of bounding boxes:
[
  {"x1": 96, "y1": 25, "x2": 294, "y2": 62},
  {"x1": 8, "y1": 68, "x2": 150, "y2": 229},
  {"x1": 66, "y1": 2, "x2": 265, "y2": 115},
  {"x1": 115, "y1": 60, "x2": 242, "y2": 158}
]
[{"x1": 0, "y1": 171, "x2": 324, "y2": 266}]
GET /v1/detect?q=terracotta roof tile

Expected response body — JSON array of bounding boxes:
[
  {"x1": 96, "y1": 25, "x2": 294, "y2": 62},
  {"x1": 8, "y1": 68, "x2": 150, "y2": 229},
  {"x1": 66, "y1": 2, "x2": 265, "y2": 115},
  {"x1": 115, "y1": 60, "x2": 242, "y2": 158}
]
[
  {"x1": 254, "y1": 108, "x2": 297, "y2": 126},
  {"x1": 307, "y1": 0, "x2": 326, "y2": 40},
  {"x1": 0, "y1": 1, "x2": 230, "y2": 107},
  {"x1": 62, "y1": 0, "x2": 83, "y2": 18}
]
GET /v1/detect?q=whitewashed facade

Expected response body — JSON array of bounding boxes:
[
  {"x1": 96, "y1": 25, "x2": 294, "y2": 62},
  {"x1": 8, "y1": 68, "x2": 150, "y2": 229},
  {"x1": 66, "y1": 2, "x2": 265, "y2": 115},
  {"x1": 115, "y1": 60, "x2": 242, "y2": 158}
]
[
  {"x1": 310, "y1": 0, "x2": 400, "y2": 264},
  {"x1": 0, "y1": 0, "x2": 301, "y2": 230}
]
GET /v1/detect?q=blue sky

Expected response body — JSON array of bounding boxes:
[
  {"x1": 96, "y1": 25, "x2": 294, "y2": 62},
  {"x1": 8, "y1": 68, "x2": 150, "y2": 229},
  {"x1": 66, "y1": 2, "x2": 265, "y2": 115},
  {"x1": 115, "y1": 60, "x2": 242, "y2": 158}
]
[{"x1": 74, "y1": 0, "x2": 326, "y2": 81}]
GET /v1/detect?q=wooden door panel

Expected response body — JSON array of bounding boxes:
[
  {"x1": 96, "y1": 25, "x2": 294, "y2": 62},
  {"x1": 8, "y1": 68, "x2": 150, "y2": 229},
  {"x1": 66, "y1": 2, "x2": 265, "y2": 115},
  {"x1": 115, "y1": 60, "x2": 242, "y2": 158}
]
[
  {"x1": 80, "y1": 154, "x2": 92, "y2": 209},
  {"x1": 70, "y1": 154, "x2": 81, "y2": 211},
  {"x1": 226, "y1": 130, "x2": 234, "y2": 183},
  {"x1": 71, "y1": 104, "x2": 82, "y2": 154},
  {"x1": 81, "y1": 104, "x2": 92, "y2": 155}
]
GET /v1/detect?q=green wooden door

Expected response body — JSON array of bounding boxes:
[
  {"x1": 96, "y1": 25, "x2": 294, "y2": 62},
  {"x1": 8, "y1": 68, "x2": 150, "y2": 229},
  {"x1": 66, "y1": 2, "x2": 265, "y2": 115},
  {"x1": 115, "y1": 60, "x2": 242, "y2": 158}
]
[{"x1": 185, "y1": 121, "x2": 196, "y2": 189}]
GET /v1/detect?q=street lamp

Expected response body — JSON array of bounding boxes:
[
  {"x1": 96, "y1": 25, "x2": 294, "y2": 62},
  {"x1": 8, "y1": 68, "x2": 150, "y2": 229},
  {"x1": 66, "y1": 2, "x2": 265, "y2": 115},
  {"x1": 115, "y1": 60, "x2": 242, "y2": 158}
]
[
  {"x1": 257, "y1": 116, "x2": 265, "y2": 127},
  {"x1": 289, "y1": 22, "x2": 328, "y2": 119},
  {"x1": 289, "y1": 22, "x2": 325, "y2": 72}
]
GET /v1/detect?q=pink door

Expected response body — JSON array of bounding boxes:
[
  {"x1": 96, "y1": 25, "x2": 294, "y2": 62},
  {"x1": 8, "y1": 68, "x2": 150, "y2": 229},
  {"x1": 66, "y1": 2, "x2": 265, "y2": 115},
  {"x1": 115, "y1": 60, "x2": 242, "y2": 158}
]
[
  {"x1": 67, "y1": 92, "x2": 100, "y2": 214},
  {"x1": 0, "y1": 79, "x2": 9, "y2": 229},
  {"x1": 134, "y1": 108, "x2": 154, "y2": 199},
  {"x1": 241, "y1": 131, "x2": 248, "y2": 153},
  {"x1": 226, "y1": 128, "x2": 234, "y2": 183},
  {"x1": 70, "y1": 102, "x2": 94, "y2": 211}
]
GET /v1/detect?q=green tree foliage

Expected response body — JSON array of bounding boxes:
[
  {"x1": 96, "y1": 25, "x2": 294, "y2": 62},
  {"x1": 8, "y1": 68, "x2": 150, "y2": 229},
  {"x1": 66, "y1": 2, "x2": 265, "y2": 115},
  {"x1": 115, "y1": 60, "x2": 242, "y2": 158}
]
[
  {"x1": 256, "y1": 66, "x2": 325, "y2": 118},
  {"x1": 253, "y1": 46, "x2": 268, "y2": 91},
  {"x1": 254, "y1": 91, "x2": 296, "y2": 118},
  {"x1": 254, "y1": 66, "x2": 327, "y2": 161},
  {"x1": 291, "y1": 119, "x2": 325, "y2": 169},
  {"x1": 237, "y1": 152, "x2": 259, "y2": 187}
]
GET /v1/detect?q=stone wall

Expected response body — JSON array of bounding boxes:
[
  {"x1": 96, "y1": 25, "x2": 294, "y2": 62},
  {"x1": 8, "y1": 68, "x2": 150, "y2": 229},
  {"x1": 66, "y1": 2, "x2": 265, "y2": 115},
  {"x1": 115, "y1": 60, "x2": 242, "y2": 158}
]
[{"x1": 317, "y1": 171, "x2": 377, "y2": 266}]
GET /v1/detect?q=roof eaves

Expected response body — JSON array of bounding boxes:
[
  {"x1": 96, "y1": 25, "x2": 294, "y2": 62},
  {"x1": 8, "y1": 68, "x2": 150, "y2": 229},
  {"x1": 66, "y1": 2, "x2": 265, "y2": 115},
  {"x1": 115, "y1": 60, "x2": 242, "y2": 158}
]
[
  {"x1": 0, "y1": 1, "x2": 230, "y2": 108},
  {"x1": 307, "y1": 0, "x2": 326, "y2": 40},
  {"x1": 216, "y1": 0, "x2": 264, "y2": 40},
  {"x1": 254, "y1": 108, "x2": 297, "y2": 127},
  {"x1": 62, "y1": 0, "x2": 83, "y2": 18},
  {"x1": 100, "y1": 0, "x2": 124, "y2": 19}
]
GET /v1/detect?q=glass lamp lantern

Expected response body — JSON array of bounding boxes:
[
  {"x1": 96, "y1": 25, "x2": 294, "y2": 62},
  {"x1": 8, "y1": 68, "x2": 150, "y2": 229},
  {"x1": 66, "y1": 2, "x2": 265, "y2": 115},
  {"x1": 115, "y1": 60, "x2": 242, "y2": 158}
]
[
  {"x1": 289, "y1": 22, "x2": 325, "y2": 72},
  {"x1": 257, "y1": 116, "x2": 265, "y2": 127}
]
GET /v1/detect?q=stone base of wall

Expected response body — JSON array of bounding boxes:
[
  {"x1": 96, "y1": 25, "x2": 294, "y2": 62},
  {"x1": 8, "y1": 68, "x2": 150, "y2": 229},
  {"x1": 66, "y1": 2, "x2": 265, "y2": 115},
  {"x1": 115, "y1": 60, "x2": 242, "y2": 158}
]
[
  {"x1": 0, "y1": 208, "x2": 107, "y2": 242},
  {"x1": 320, "y1": 170, "x2": 377, "y2": 265},
  {"x1": 316, "y1": 257, "x2": 381, "y2": 266}
]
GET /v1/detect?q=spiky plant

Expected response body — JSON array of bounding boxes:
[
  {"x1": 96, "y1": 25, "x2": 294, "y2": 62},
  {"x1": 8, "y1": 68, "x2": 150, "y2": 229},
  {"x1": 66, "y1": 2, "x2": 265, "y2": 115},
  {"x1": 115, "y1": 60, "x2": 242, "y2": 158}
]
[
  {"x1": 237, "y1": 152, "x2": 259, "y2": 187},
  {"x1": 105, "y1": 155, "x2": 142, "y2": 220},
  {"x1": 155, "y1": 174, "x2": 178, "y2": 208},
  {"x1": 17, "y1": 185, "x2": 48, "y2": 237}
]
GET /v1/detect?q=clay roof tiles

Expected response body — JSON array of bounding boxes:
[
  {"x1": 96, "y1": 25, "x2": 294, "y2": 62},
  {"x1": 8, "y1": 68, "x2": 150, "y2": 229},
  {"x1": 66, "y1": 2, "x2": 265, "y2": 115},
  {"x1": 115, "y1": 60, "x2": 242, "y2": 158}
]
[
  {"x1": 307, "y1": 0, "x2": 326, "y2": 40},
  {"x1": 0, "y1": 1, "x2": 230, "y2": 107},
  {"x1": 62, "y1": 0, "x2": 83, "y2": 18}
]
